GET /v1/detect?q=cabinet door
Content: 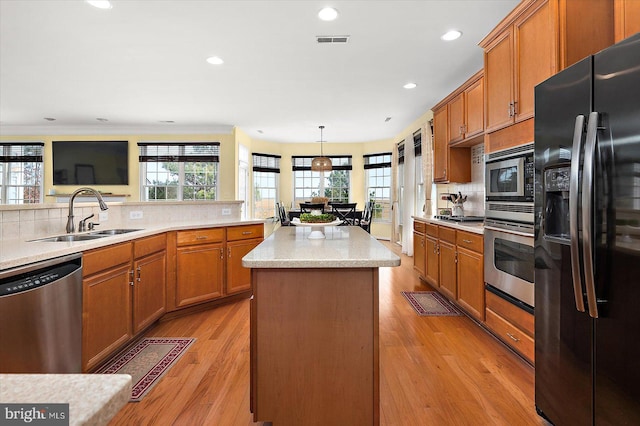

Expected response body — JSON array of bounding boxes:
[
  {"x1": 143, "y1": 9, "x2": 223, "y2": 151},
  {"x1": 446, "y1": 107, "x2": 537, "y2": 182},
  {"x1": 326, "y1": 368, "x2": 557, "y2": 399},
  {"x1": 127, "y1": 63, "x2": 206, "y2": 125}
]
[
  {"x1": 425, "y1": 236, "x2": 439, "y2": 288},
  {"x1": 464, "y1": 77, "x2": 484, "y2": 139},
  {"x1": 457, "y1": 247, "x2": 484, "y2": 321},
  {"x1": 226, "y1": 239, "x2": 261, "y2": 295},
  {"x1": 413, "y1": 232, "x2": 426, "y2": 278},
  {"x1": 438, "y1": 241, "x2": 457, "y2": 300},
  {"x1": 484, "y1": 29, "x2": 514, "y2": 132},
  {"x1": 133, "y1": 250, "x2": 167, "y2": 334},
  {"x1": 513, "y1": 0, "x2": 554, "y2": 123},
  {"x1": 448, "y1": 93, "x2": 465, "y2": 144},
  {"x1": 82, "y1": 264, "x2": 133, "y2": 371},
  {"x1": 176, "y1": 242, "x2": 224, "y2": 307},
  {"x1": 433, "y1": 107, "x2": 448, "y2": 182},
  {"x1": 615, "y1": 0, "x2": 640, "y2": 42}
]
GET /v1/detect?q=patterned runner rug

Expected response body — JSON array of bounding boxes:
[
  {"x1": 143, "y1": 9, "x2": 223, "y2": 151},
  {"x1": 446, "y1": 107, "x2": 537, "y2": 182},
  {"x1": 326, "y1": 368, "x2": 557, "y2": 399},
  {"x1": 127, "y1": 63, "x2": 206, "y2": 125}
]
[
  {"x1": 401, "y1": 291, "x2": 463, "y2": 316},
  {"x1": 96, "y1": 337, "x2": 195, "y2": 401}
]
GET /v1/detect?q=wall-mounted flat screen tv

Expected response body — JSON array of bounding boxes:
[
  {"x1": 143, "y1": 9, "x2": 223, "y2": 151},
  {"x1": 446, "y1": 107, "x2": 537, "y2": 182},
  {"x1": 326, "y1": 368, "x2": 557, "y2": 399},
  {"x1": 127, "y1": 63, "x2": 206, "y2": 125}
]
[{"x1": 53, "y1": 141, "x2": 129, "y2": 185}]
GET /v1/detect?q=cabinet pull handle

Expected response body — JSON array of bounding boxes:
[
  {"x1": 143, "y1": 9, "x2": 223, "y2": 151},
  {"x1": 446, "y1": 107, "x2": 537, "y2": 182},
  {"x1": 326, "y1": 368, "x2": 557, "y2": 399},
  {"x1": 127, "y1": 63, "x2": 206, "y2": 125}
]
[
  {"x1": 129, "y1": 270, "x2": 134, "y2": 286},
  {"x1": 462, "y1": 239, "x2": 472, "y2": 244},
  {"x1": 220, "y1": 248, "x2": 224, "y2": 260},
  {"x1": 443, "y1": 168, "x2": 447, "y2": 178},
  {"x1": 512, "y1": 101, "x2": 518, "y2": 115},
  {"x1": 196, "y1": 236, "x2": 208, "y2": 240},
  {"x1": 454, "y1": 252, "x2": 458, "y2": 263},
  {"x1": 137, "y1": 266, "x2": 141, "y2": 282},
  {"x1": 506, "y1": 332, "x2": 520, "y2": 343},
  {"x1": 228, "y1": 247, "x2": 232, "y2": 257},
  {"x1": 242, "y1": 231, "x2": 252, "y2": 235}
]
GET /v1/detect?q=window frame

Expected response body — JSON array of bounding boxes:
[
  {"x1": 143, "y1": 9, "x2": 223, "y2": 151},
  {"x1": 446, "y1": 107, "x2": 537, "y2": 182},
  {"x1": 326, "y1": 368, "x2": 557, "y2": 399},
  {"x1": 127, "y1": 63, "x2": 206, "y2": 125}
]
[
  {"x1": 0, "y1": 143, "x2": 44, "y2": 204},
  {"x1": 364, "y1": 152, "x2": 392, "y2": 222},
  {"x1": 292, "y1": 156, "x2": 352, "y2": 206},
  {"x1": 252, "y1": 153, "x2": 281, "y2": 219}
]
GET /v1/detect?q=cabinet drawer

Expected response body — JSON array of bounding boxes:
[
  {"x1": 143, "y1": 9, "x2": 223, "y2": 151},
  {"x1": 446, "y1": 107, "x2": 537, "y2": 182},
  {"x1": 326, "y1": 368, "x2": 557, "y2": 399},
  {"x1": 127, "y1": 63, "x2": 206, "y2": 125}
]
[
  {"x1": 426, "y1": 223, "x2": 439, "y2": 237},
  {"x1": 456, "y1": 230, "x2": 483, "y2": 253},
  {"x1": 134, "y1": 233, "x2": 166, "y2": 258},
  {"x1": 227, "y1": 224, "x2": 264, "y2": 241},
  {"x1": 486, "y1": 290, "x2": 534, "y2": 336},
  {"x1": 438, "y1": 226, "x2": 456, "y2": 243},
  {"x1": 485, "y1": 308, "x2": 534, "y2": 363},
  {"x1": 83, "y1": 242, "x2": 133, "y2": 277},
  {"x1": 177, "y1": 228, "x2": 225, "y2": 246},
  {"x1": 413, "y1": 221, "x2": 426, "y2": 234}
]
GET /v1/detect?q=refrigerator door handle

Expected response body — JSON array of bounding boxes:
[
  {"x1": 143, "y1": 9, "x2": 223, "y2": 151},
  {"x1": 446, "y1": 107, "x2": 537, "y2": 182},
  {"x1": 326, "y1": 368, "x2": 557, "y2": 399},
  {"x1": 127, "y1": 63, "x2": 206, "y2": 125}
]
[
  {"x1": 570, "y1": 114, "x2": 586, "y2": 313},
  {"x1": 582, "y1": 111, "x2": 599, "y2": 319}
]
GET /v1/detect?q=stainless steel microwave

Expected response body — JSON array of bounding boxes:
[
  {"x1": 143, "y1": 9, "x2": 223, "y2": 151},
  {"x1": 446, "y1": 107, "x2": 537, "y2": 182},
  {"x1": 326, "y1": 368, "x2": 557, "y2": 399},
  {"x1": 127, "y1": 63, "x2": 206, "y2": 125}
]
[{"x1": 485, "y1": 143, "x2": 534, "y2": 203}]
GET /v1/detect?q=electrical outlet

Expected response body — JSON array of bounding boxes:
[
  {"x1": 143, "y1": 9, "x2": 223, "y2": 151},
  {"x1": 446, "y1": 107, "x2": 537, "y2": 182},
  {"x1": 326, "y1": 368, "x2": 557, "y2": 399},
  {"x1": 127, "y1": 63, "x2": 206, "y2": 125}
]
[
  {"x1": 99, "y1": 211, "x2": 108, "y2": 221},
  {"x1": 222, "y1": 208, "x2": 231, "y2": 216},
  {"x1": 129, "y1": 211, "x2": 143, "y2": 220}
]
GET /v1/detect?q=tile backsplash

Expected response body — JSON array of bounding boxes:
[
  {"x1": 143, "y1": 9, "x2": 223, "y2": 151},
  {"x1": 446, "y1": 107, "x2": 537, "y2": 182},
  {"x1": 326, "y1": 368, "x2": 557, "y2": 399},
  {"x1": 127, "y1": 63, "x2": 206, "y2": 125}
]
[
  {"x1": 0, "y1": 201, "x2": 243, "y2": 241},
  {"x1": 434, "y1": 143, "x2": 485, "y2": 217}
]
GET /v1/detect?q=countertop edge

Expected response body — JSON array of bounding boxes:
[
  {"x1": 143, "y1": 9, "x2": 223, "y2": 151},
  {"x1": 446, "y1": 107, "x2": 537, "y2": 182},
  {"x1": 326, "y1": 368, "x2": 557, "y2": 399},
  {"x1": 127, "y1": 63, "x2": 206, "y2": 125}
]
[{"x1": 411, "y1": 216, "x2": 484, "y2": 235}]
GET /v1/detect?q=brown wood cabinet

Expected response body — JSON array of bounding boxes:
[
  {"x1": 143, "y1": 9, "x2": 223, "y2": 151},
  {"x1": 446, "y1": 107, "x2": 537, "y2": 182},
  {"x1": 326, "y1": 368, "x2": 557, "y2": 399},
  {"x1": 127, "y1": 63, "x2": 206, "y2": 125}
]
[
  {"x1": 420, "y1": 221, "x2": 485, "y2": 321},
  {"x1": 481, "y1": 0, "x2": 614, "y2": 141},
  {"x1": 413, "y1": 221, "x2": 426, "y2": 278},
  {"x1": 226, "y1": 224, "x2": 264, "y2": 295},
  {"x1": 433, "y1": 105, "x2": 472, "y2": 184},
  {"x1": 447, "y1": 71, "x2": 485, "y2": 145},
  {"x1": 456, "y1": 231, "x2": 485, "y2": 321},
  {"x1": 175, "y1": 228, "x2": 225, "y2": 308},
  {"x1": 485, "y1": 290, "x2": 534, "y2": 364},
  {"x1": 615, "y1": 0, "x2": 640, "y2": 42},
  {"x1": 82, "y1": 234, "x2": 167, "y2": 372}
]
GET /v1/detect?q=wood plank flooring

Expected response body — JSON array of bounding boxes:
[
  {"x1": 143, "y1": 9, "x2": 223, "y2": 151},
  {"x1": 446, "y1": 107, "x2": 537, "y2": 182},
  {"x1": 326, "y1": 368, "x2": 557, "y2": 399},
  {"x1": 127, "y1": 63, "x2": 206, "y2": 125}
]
[{"x1": 109, "y1": 241, "x2": 549, "y2": 426}]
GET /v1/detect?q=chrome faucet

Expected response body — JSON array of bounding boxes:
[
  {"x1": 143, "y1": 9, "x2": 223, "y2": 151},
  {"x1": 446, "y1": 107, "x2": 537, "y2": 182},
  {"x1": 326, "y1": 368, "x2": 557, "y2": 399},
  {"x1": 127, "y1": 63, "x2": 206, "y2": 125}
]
[{"x1": 66, "y1": 187, "x2": 108, "y2": 233}]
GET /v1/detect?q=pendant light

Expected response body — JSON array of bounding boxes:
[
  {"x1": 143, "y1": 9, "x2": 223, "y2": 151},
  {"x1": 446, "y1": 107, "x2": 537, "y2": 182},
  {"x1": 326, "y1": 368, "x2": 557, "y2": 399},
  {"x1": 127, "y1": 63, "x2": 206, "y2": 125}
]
[{"x1": 311, "y1": 125, "x2": 332, "y2": 172}]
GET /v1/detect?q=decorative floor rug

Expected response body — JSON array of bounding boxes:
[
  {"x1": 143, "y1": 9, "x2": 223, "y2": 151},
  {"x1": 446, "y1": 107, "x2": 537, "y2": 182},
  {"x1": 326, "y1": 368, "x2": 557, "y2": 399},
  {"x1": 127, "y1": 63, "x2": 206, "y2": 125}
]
[
  {"x1": 96, "y1": 337, "x2": 196, "y2": 401},
  {"x1": 401, "y1": 291, "x2": 463, "y2": 316}
]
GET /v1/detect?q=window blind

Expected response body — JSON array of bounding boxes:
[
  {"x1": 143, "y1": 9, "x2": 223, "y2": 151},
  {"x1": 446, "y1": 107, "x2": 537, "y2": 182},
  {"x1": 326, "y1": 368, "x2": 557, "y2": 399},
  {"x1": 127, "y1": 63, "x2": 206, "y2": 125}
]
[{"x1": 138, "y1": 142, "x2": 220, "y2": 162}]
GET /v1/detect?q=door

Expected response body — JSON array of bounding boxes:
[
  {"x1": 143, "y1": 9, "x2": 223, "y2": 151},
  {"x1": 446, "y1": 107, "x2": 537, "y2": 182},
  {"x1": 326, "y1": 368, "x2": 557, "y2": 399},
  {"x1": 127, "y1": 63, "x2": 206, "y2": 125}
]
[
  {"x1": 484, "y1": 29, "x2": 513, "y2": 132},
  {"x1": 176, "y1": 242, "x2": 224, "y2": 307},
  {"x1": 592, "y1": 33, "x2": 640, "y2": 425},
  {"x1": 534, "y1": 55, "x2": 593, "y2": 426},
  {"x1": 438, "y1": 240, "x2": 456, "y2": 300},
  {"x1": 425, "y1": 236, "x2": 439, "y2": 287},
  {"x1": 132, "y1": 251, "x2": 166, "y2": 334},
  {"x1": 433, "y1": 107, "x2": 448, "y2": 182},
  {"x1": 227, "y1": 239, "x2": 261, "y2": 294}
]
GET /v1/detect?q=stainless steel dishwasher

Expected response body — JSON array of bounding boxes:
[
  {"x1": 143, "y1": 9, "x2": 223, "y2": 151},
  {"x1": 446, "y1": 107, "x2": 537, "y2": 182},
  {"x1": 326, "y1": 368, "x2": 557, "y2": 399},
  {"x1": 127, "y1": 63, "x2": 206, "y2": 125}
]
[{"x1": 0, "y1": 253, "x2": 83, "y2": 373}]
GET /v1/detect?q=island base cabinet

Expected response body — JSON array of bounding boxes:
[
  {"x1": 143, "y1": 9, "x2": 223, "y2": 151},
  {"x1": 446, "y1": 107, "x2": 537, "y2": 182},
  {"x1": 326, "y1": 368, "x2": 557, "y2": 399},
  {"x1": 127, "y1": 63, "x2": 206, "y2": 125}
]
[{"x1": 251, "y1": 268, "x2": 379, "y2": 425}]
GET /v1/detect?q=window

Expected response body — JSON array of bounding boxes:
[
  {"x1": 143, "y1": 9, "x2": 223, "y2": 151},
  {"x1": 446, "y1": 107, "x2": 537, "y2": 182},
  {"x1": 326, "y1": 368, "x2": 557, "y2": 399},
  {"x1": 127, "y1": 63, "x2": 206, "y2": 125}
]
[
  {"x1": 292, "y1": 156, "x2": 352, "y2": 206},
  {"x1": 138, "y1": 142, "x2": 219, "y2": 201},
  {"x1": 364, "y1": 152, "x2": 392, "y2": 221},
  {"x1": 0, "y1": 143, "x2": 44, "y2": 204},
  {"x1": 253, "y1": 153, "x2": 281, "y2": 219},
  {"x1": 414, "y1": 130, "x2": 425, "y2": 215}
]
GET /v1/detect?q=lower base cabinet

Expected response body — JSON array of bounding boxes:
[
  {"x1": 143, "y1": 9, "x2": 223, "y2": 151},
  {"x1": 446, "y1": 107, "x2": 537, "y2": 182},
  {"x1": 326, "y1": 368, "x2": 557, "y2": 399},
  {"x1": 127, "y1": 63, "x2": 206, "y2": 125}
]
[{"x1": 485, "y1": 290, "x2": 534, "y2": 363}]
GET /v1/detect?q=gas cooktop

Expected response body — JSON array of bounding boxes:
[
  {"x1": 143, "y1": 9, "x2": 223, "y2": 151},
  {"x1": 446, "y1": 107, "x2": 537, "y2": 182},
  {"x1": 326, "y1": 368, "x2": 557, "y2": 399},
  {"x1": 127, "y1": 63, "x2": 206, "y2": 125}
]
[{"x1": 433, "y1": 215, "x2": 485, "y2": 222}]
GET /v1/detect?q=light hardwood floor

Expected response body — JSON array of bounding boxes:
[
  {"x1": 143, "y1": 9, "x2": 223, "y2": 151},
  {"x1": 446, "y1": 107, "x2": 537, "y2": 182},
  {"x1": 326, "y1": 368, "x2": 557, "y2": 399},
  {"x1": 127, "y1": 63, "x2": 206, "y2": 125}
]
[{"x1": 109, "y1": 241, "x2": 549, "y2": 426}]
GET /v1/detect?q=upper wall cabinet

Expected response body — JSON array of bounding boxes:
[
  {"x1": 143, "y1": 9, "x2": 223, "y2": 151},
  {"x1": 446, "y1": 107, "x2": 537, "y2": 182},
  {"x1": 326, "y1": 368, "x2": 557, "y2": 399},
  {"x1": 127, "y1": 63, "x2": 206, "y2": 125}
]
[
  {"x1": 480, "y1": 0, "x2": 615, "y2": 135},
  {"x1": 615, "y1": 0, "x2": 640, "y2": 42},
  {"x1": 447, "y1": 71, "x2": 484, "y2": 145}
]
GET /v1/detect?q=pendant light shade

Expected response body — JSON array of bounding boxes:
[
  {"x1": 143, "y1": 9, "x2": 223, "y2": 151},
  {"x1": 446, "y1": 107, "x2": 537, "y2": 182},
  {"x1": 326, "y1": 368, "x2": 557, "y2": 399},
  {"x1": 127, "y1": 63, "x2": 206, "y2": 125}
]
[{"x1": 311, "y1": 125, "x2": 332, "y2": 172}]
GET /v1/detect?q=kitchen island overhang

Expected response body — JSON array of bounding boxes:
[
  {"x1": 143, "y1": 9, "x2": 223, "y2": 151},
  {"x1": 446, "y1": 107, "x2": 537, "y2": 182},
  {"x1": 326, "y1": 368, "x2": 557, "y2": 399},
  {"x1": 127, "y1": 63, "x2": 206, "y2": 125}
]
[{"x1": 243, "y1": 226, "x2": 399, "y2": 425}]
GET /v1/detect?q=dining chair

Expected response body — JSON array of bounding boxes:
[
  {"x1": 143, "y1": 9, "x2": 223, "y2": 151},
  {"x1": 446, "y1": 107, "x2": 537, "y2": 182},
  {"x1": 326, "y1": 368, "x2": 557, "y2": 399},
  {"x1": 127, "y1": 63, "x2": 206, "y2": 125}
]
[
  {"x1": 300, "y1": 203, "x2": 325, "y2": 213},
  {"x1": 358, "y1": 201, "x2": 374, "y2": 233},
  {"x1": 277, "y1": 202, "x2": 291, "y2": 226},
  {"x1": 330, "y1": 202, "x2": 357, "y2": 225}
]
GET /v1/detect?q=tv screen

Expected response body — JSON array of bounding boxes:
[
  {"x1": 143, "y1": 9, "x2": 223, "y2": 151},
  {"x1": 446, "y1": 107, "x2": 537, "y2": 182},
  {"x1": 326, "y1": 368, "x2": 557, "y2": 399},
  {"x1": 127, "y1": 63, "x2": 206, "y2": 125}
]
[{"x1": 53, "y1": 141, "x2": 129, "y2": 185}]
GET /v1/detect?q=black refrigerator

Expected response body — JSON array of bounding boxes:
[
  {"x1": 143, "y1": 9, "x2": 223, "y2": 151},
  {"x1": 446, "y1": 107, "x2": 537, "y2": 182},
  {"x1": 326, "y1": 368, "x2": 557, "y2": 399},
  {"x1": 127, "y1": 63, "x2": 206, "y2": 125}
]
[{"x1": 534, "y1": 33, "x2": 640, "y2": 425}]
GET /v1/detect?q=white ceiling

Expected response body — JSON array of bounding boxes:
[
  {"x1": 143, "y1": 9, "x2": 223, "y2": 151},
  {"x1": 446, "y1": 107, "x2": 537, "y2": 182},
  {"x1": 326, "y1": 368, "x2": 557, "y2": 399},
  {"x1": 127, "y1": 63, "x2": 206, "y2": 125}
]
[{"x1": 0, "y1": 0, "x2": 519, "y2": 143}]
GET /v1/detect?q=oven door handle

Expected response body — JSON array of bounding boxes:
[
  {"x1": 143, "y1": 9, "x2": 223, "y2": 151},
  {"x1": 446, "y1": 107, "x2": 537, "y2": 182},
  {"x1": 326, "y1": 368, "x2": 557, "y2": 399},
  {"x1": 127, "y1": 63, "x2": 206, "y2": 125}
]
[
  {"x1": 569, "y1": 114, "x2": 586, "y2": 313},
  {"x1": 582, "y1": 111, "x2": 599, "y2": 319}
]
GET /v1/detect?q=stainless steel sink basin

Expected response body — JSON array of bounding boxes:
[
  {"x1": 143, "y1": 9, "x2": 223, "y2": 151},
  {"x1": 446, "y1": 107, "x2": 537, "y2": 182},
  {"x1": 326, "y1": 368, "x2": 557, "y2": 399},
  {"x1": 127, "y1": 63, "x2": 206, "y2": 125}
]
[
  {"x1": 31, "y1": 234, "x2": 107, "y2": 242},
  {"x1": 88, "y1": 228, "x2": 144, "y2": 235}
]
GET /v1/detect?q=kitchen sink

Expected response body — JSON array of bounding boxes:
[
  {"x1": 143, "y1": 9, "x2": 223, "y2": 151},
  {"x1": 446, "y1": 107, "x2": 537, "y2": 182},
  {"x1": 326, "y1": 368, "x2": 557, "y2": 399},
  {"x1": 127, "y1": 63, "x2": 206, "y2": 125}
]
[
  {"x1": 31, "y1": 234, "x2": 107, "y2": 242},
  {"x1": 89, "y1": 228, "x2": 144, "y2": 236}
]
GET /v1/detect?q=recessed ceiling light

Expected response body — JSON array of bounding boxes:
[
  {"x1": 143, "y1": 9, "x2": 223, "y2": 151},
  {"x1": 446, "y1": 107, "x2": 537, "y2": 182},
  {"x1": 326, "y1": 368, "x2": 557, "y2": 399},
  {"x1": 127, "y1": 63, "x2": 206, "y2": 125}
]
[
  {"x1": 96, "y1": 117, "x2": 109, "y2": 122},
  {"x1": 257, "y1": 130, "x2": 264, "y2": 134},
  {"x1": 206, "y1": 56, "x2": 224, "y2": 65},
  {"x1": 385, "y1": 117, "x2": 392, "y2": 122},
  {"x1": 403, "y1": 82, "x2": 417, "y2": 89},
  {"x1": 86, "y1": 1, "x2": 113, "y2": 9},
  {"x1": 159, "y1": 120, "x2": 175, "y2": 123},
  {"x1": 441, "y1": 30, "x2": 462, "y2": 41},
  {"x1": 43, "y1": 117, "x2": 56, "y2": 121},
  {"x1": 318, "y1": 7, "x2": 339, "y2": 21}
]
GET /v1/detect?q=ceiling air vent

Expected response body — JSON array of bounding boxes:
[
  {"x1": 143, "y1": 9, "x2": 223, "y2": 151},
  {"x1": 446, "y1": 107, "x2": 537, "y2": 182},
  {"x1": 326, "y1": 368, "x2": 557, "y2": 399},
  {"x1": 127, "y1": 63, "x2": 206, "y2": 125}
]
[{"x1": 316, "y1": 35, "x2": 350, "y2": 44}]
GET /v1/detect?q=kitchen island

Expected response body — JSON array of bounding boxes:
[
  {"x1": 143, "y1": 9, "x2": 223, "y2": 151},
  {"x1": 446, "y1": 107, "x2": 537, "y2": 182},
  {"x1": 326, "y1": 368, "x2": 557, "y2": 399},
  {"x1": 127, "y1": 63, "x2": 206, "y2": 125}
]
[{"x1": 242, "y1": 225, "x2": 400, "y2": 425}]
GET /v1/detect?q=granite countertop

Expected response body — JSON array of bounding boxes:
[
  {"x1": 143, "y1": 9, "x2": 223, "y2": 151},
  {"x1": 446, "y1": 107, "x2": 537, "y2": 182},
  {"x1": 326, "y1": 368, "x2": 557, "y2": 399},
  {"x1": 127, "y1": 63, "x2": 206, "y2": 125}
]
[
  {"x1": 242, "y1": 225, "x2": 400, "y2": 268},
  {"x1": 0, "y1": 219, "x2": 265, "y2": 271},
  {"x1": 412, "y1": 216, "x2": 484, "y2": 235},
  {"x1": 0, "y1": 374, "x2": 131, "y2": 426}
]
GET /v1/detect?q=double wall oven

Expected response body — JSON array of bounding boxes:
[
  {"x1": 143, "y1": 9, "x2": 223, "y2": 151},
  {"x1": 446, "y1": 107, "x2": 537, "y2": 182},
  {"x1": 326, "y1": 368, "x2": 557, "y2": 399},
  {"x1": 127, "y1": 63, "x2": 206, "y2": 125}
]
[{"x1": 484, "y1": 143, "x2": 535, "y2": 309}]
